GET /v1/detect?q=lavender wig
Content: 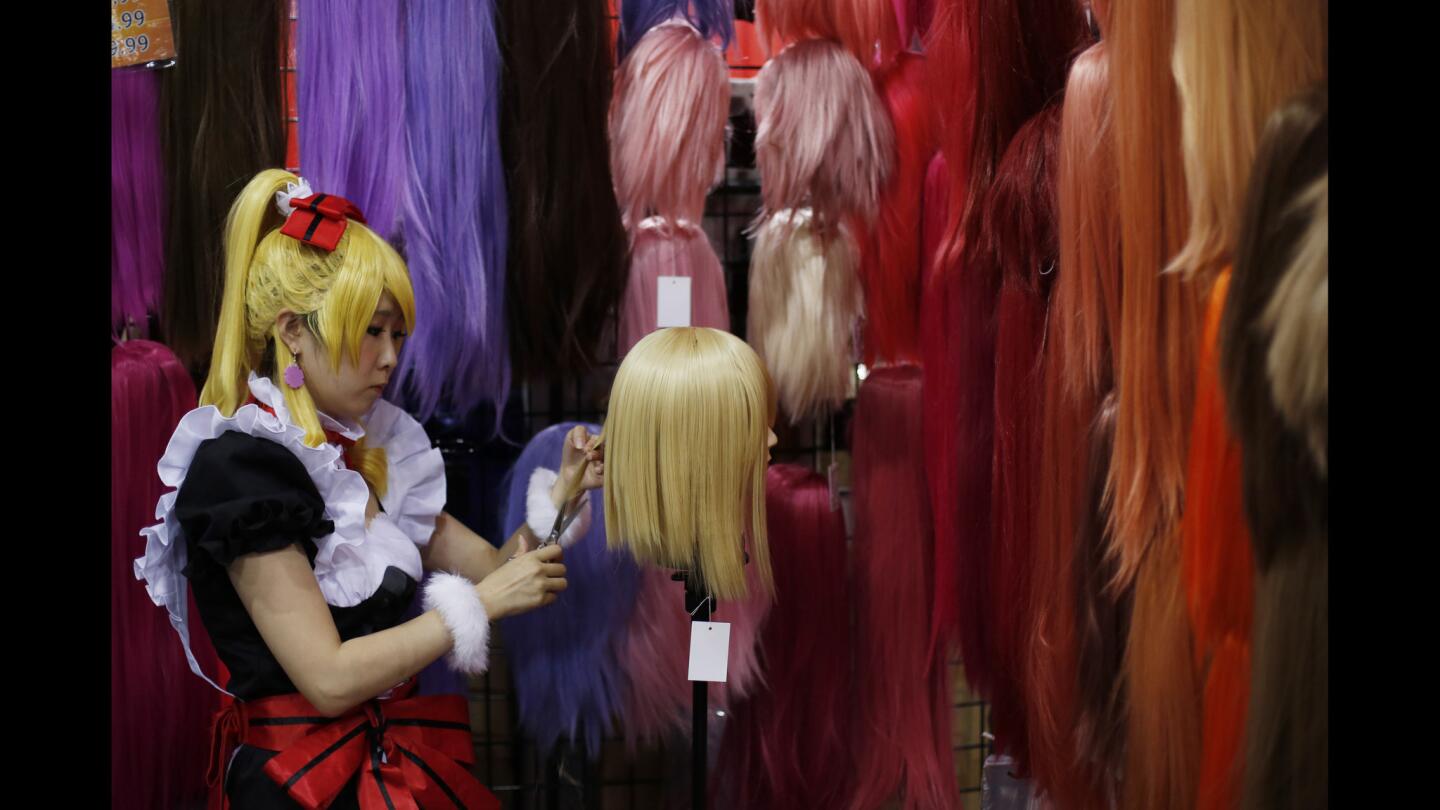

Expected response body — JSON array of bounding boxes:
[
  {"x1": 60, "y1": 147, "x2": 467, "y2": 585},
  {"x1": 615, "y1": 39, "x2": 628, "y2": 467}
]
[
  {"x1": 498, "y1": 422, "x2": 641, "y2": 757},
  {"x1": 296, "y1": 0, "x2": 407, "y2": 240},
  {"x1": 112, "y1": 69, "x2": 166, "y2": 338},
  {"x1": 396, "y1": 0, "x2": 510, "y2": 420}
]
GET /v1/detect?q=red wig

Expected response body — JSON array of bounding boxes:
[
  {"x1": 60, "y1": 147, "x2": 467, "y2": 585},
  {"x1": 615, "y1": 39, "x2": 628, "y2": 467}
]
[
  {"x1": 984, "y1": 103, "x2": 1062, "y2": 774},
  {"x1": 713, "y1": 464, "x2": 855, "y2": 809},
  {"x1": 849, "y1": 365, "x2": 958, "y2": 810},
  {"x1": 859, "y1": 51, "x2": 934, "y2": 365}
]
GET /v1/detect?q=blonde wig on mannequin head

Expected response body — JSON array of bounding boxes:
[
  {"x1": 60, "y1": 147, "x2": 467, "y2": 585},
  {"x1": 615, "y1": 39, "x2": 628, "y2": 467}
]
[
  {"x1": 199, "y1": 168, "x2": 417, "y2": 497},
  {"x1": 603, "y1": 327, "x2": 776, "y2": 601},
  {"x1": 747, "y1": 208, "x2": 863, "y2": 422},
  {"x1": 609, "y1": 21, "x2": 730, "y2": 227},
  {"x1": 1168, "y1": 0, "x2": 1327, "y2": 285},
  {"x1": 753, "y1": 38, "x2": 895, "y2": 228}
]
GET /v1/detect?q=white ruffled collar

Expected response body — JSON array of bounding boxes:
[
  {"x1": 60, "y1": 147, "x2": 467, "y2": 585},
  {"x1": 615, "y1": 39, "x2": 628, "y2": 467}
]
[
  {"x1": 247, "y1": 373, "x2": 366, "y2": 444},
  {"x1": 134, "y1": 380, "x2": 447, "y2": 694}
]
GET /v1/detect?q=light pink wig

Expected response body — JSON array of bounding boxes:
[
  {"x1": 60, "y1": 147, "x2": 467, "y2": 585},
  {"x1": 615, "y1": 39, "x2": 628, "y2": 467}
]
[
  {"x1": 617, "y1": 218, "x2": 732, "y2": 357},
  {"x1": 753, "y1": 38, "x2": 895, "y2": 229},
  {"x1": 610, "y1": 21, "x2": 731, "y2": 227}
]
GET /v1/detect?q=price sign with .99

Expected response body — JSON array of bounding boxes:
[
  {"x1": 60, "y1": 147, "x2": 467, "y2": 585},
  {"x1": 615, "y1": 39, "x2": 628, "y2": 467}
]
[{"x1": 111, "y1": 0, "x2": 176, "y2": 69}]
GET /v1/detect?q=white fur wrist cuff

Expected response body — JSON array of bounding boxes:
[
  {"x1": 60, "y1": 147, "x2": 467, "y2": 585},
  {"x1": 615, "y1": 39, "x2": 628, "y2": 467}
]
[
  {"x1": 526, "y1": 467, "x2": 592, "y2": 548},
  {"x1": 422, "y1": 573, "x2": 491, "y2": 675}
]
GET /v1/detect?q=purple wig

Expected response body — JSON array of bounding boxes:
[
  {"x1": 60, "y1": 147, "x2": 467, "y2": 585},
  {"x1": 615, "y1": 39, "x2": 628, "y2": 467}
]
[
  {"x1": 113, "y1": 340, "x2": 219, "y2": 810},
  {"x1": 396, "y1": 0, "x2": 510, "y2": 420},
  {"x1": 296, "y1": 0, "x2": 407, "y2": 240},
  {"x1": 111, "y1": 69, "x2": 166, "y2": 338},
  {"x1": 617, "y1": 0, "x2": 734, "y2": 62},
  {"x1": 498, "y1": 422, "x2": 641, "y2": 757}
]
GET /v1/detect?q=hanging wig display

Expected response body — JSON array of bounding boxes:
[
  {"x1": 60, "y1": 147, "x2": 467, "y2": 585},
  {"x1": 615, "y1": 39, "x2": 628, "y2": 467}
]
[
  {"x1": 296, "y1": 0, "x2": 407, "y2": 241},
  {"x1": 610, "y1": 20, "x2": 732, "y2": 356},
  {"x1": 1027, "y1": 43, "x2": 1123, "y2": 810},
  {"x1": 1107, "y1": 3, "x2": 1205, "y2": 804},
  {"x1": 499, "y1": 0, "x2": 627, "y2": 381},
  {"x1": 747, "y1": 209, "x2": 863, "y2": 421},
  {"x1": 986, "y1": 103, "x2": 1062, "y2": 777},
  {"x1": 1170, "y1": 3, "x2": 1325, "y2": 807},
  {"x1": 604, "y1": 327, "x2": 775, "y2": 601},
  {"x1": 396, "y1": 0, "x2": 509, "y2": 419},
  {"x1": 859, "y1": 51, "x2": 933, "y2": 365},
  {"x1": 713, "y1": 464, "x2": 854, "y2": 809},
  {"x1": 848, "y1": 365, "x2": 957, "y2": 810},
  {"x1": 610, "y1": 20, "x2": 730, "y2": 229},
  {"x1": 753, "y1": 37, "x2": 894, "y2": 229},
  {"x1": 160, "y1": 0, "x2": 288, "y2": 377},
  {"x1": 112, "y1": 340, "x2": 220, "y2": 810},
  {"x1": 498, "y1": 423, "x2": 641, "y2": 758},
  {"x1": 617, "y1": 220, "x2": 732, "y2": 357},
  {"x1": 1218, "y1": 87, "x2": 1328, "y2": 810},
  {"x1": 1168, "y1": 0, "x2": 1328, "y2": 286},
  {"x1": 755, "y1": 0, "x2": 897, "y2": 65},
  {"x1": 617, "y1": 0, "x2": 736, "y2": 62},
  {"x1": 112, "y1": 69, "x2": 166, "y2": 338},
  {"x1": 917, "y1": 0, "x2": 973, "y2": 666},
  {"x1": 924, "y1": 0, "x2": 1086, "y2": 687}
]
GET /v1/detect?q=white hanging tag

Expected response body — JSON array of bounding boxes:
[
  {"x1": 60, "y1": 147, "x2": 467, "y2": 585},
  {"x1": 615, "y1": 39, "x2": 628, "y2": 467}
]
[
  {"x1": 687, "y1": 621, "x2": 731, "y2": 682},
  {"x1": 656, "y1": 276, "x2": 692, "y2": 328}
]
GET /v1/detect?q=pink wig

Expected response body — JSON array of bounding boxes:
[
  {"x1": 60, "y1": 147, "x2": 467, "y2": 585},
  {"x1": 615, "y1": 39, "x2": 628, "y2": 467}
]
[
  {"x1": 618, "y1": 560, "x2": 773, "y2": 748},
  {"x1": 859, "y1": 51, "x2": 934, "y2": 365},
  {"x1": 849, "y1": 365, "x2": 958, "y2": 810},
  {"x1": 609, "y1": 21, "x2": 731, "y2": 227},
  {"x1": 112, "y1": 340, "x2": 220, "y2": 810},
  {"x1": 747, "y1": 208, "x2": 863, "y2": 422},
  {"x1": 617, "y1": 219, "x2": 732, "y2": 357},
  {"x1": 753, "y1": 38, "x2": 895, "y2": 229}
]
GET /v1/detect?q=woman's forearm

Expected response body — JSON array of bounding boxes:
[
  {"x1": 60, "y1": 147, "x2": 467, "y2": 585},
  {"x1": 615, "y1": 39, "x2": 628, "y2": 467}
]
[{"x1": 422, "y1": 511, "x2": 539, "y2": 581}]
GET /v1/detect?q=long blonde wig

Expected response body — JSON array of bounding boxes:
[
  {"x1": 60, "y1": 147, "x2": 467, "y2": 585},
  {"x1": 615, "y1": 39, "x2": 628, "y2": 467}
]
[
  {"x1": 1168, "y1": 0, "x2": 1327, "y2": 284},
  {"x1": 199, "y1": 168, "x2": 417, "y2": 496},
  {"x1": 603, "y1": 327, "x2": 776, "y2": 600}
]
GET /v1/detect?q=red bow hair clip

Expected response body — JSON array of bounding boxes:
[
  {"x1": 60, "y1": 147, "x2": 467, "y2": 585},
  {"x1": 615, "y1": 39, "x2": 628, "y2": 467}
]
[{"x1": 276, "y1": 181, "x2": 368, "y2": 252}]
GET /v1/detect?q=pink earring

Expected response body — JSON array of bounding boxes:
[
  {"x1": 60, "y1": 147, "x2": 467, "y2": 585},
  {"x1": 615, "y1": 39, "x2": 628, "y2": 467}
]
[{"x1": 284, "y1": 350, "x2": 306, "y2": 389}]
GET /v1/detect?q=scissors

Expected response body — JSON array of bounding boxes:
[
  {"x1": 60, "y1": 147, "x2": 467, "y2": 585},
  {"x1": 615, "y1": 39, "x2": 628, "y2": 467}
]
[{"x1": 536, "y1": 432, "x2": 605, "y2": 550}]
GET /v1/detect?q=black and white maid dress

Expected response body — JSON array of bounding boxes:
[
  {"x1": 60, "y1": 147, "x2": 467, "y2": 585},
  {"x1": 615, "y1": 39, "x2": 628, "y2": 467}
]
[{"x1": 133, "y1": 373, "x2": 496, "y2": 810}]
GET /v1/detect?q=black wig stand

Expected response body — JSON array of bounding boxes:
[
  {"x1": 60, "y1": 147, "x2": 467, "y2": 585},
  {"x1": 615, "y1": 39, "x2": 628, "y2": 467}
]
[{"x1": 675, "y1": 569, "x2": 713, "y2": 810}]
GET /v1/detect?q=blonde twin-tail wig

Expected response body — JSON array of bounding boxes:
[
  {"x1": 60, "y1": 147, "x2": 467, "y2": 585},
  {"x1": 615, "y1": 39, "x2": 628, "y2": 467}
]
[
  {"x1": 199, "y1": 168, "x2": 417, "y2": 498},
  {"x1": 603, "y1": 327, "x2": 776, "y2": 601},
  {"x1": 1168, "y1": 0, "x2": 1327, "y2": 285}
]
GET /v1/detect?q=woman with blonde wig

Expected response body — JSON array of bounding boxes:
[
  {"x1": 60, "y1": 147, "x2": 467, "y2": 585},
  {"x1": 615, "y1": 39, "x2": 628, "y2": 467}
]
[{"x1": 134, "y1": 169, "x2": 603, "y2": 809}]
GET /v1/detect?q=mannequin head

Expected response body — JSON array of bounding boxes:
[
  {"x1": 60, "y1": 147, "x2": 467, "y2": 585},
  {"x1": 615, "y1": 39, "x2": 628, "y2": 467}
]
[{"x1": 603, "y1": 327, "x2": 777, "y2": 599}]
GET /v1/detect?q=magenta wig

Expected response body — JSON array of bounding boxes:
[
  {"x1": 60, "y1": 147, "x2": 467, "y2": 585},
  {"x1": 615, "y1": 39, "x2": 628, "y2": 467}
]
[
  {"x1": 112, "y1": 341, "x2": 220, "y2": 810},
  {"x1": 111, "y1": 69, "x2": 166, "y2": 338}
]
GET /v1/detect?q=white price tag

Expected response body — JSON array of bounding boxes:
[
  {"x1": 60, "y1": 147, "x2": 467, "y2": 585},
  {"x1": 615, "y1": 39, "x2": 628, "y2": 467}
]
[
  {"x1": 687, "y1": 621, "x2": 731, "y2": 682},
  {"x1": 657, "y1": 276, "x2": 692, "y2": 328}
]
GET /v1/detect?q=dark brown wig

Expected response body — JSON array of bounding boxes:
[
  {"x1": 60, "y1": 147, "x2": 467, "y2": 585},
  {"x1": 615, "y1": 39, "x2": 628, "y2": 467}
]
[
  {"x1": 1217, "y1": 83, "x2": 1328, "y2": 810},
  {"x1": 498, "y1": 0, "x2": 629, "y2": 380},
  {"x1": 160, "y1": 0, "x2": 289, "y2": 379}
]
